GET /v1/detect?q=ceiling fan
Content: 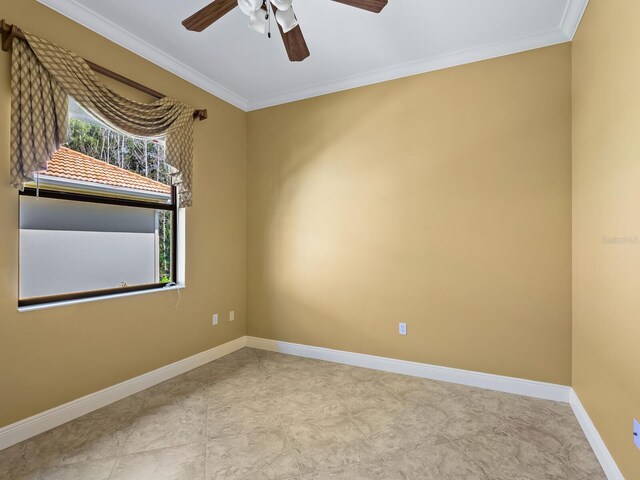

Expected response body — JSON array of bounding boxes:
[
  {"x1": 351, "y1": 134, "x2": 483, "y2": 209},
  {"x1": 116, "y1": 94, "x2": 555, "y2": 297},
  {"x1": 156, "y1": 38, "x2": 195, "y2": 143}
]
[{"x1": 182, "y1": 0, "x2": 388, "y2": 62}]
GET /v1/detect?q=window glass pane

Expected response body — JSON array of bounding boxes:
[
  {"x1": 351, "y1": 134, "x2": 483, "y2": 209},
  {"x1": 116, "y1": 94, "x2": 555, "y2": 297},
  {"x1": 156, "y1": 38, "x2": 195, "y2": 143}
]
[{"x1": 19, "y1": 196, "x2": 173, "y2": 299}]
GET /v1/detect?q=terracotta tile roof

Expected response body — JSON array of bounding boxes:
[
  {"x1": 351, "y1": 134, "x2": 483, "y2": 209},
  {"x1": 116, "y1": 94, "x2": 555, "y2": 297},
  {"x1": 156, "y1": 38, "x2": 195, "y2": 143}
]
[{"x1": 41, "y1": 147, "x2": 171, "y2": 195}]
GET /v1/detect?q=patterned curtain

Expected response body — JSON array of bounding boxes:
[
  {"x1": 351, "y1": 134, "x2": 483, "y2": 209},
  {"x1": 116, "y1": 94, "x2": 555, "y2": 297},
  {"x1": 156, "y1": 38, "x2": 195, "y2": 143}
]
[
  {"x1": 9, "y1": 38, "x2": 67, "y2": 190},
  {"x1": 10, "y1": 33, "x2": 196, "y2": 206}
]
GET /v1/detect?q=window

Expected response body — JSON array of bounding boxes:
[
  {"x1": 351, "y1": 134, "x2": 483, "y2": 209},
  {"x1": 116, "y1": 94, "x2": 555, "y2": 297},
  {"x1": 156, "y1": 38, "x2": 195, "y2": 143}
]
[{"x1": 18, "y1": 99, "x2": 181, "y2": 308}]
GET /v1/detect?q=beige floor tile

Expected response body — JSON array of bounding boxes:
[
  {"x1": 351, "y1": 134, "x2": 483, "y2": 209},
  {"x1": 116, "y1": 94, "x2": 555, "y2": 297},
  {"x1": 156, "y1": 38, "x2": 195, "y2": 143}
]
[
  {"x1": 211, "y1": 359, "x2": 263, "y2": 379},
  {"x1": 437, "y1": 408, "x2": 509, "y2": 440},
  {"x1": 265, "y1": 367, "x2": 334, "y2": 388},
  {"x1": 0, "y1": 348, "x2": 603, "y2": 480},
  {"x1": 180, "y1": 364, "x2": 216, "y2": 384},
  {"x1": 350, "y1": 407, "x2": 447, "y2": 454},
  {"x1": 208, "y1": 365, "x2": 270, "y2": 407},
  {"x1": 465, "y1": 389, "x2": 569, "y2": 426},
  {"x1": 258, "y1": 354, "x2": 334, "y2": 383},
  {"x1": 455, "y1": 429, "x2": 575, "y2": 480},
  {"x1": 335, "y1": 380, "x2": 404, "y2": 416},
  {"x1": 12, "y1": 458, "x2": 115, "y2": 480},
  {"x1": 207, "y1": 382, "x2": 273, "y2": 409},
  {"x1": 513, "y1": 415, "x2": 605, "y2": 478},
  {"x1": 265, "y1": 371, "x2": 337, "y2": 396},
  {"x1": 141, "y1": 378, "x2": 208, "y2": 411},
  {"x1": 217, "y1": 348, "x2": 261, "y2": 367},
  {"x1": 284, "y1": 415, "x2": 379, "y2": 474},
  {"x1": 205, "y1": 428, "x2": 299, "y2": 480},
  {"x1": 0, "y1": 439, "x2": 37, "y2": 479},
  {"x1": 275, "y1": 384, "x2": 347, "y2": 423},
  {"x1": 301, "y1": 459, "x2": 399, "y2": 479},
  {"x1": 207, "y1": 396, "x2": 280, "y2": 440},
  {"x1": 383, "y1": 442, "x2": 491, "y2": 480},
  {"x1": 241, "y1": 458, "x2": 301, "y2": 480},
  {"x1": 122, "y1": 405, "x2": 207, "y2": 454},
  {"x1": 407, "y1": 394, "x2": 508, "y2": 439},
  {"x1": 81, "y1": 393, "x2": 145, "y2": 422},
  {"x1": 579, "y1": 473, "x2": 608, "y2": 480},
  {"x1": 110, "y1": 442, "x2": 206, "y2": 480},
  {"x1": 212, "y1": 357, "x2": 266, "y2": 376},
  {"x1": 378, "y1": 372, "x2": 461, "y2": 401},
  {"x1": 319, "y1": 363, "x2": 388, "y2": 385},
  {"x1": 16, "y1": 413, "x2": 131, "y2": 471}
]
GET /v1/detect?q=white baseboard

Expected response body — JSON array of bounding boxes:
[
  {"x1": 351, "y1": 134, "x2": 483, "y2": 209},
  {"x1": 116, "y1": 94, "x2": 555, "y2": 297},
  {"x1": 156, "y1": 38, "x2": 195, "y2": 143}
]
[
  {"x1": 247, "y1": 336, "x2": 625, "y2": 478},
  {"x1": 1, "y1": 334, "x2": 624, "y2": 480},
  {"x1": 0, "y1": 336, "x2": 246, "y2": 451},
  {"x1": 569, "y1": 390, "x2": 625, "y2": 480},
  {"x1": 245, "y1": 336, "x2": 571, "y2": 403}
]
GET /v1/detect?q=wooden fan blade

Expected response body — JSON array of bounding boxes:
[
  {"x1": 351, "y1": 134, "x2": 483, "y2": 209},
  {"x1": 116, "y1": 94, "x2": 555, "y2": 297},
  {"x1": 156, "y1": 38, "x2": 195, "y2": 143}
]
[
  {"x1": 182, "y1": 0, "x2": 237, "y2": 31},
  {"x1": 330, "y1": 0, "x2": 388, "y2": 13},
  {"x1": 276, "y1": 24, "x2": 310, "y2": 62}
]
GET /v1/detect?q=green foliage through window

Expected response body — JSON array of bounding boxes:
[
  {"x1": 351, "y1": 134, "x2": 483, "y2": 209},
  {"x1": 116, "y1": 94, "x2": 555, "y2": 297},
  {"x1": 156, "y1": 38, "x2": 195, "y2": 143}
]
[{"x1": 66, "y1": 118, "x2": 171, "y2": 185}]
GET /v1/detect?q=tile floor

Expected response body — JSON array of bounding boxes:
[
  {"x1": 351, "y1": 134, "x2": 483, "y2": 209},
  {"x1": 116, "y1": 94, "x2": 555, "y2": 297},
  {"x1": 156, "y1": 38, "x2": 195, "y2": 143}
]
[{"x1": 0, "y1": 348, "x2": 605, "y2": 480}]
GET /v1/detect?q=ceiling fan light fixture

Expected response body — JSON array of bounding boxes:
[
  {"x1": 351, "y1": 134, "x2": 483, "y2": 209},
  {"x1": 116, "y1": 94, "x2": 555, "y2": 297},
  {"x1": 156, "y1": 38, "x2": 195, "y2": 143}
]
[
  {"x1": 183, "y1": 0, "x2": 389, "y2": 62},
  {"x1": 275, "y1": 7, "x2": 298, "y2": 33},
  {"x1": 271, "y1": 0, "x2": 293, "y2": 11},
  {"x1": 248, "y1": 9, "x2": 269, "y2": 34},
  {"x1": 238, "y1": 0, "x2": 262, "y2": 16}
]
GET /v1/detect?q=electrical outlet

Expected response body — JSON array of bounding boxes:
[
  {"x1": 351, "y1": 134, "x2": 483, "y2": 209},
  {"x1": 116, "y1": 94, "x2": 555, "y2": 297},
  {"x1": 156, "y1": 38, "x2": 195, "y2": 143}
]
[
  {"x1": 399, "y1": 322, "x2": 407, "y2": 335},
  {"x1": 212, "y1": 313, "x2": 218, "y2": 326},
  {"x1": 634, "y1": 419, "x2": 640, "y2": 449},
  {"x1": 229, "y1": 310, "x2": 235, "y2": 321}
]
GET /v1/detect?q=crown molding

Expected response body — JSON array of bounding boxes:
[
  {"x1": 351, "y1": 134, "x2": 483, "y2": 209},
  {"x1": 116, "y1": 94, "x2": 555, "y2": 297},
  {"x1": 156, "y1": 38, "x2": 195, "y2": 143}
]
[
  {"x1": 38, "y1": 0, "x2": 588, "y2": 113},
  {"x1": 246, "y1": 27, "x2": 569, "y2": 111},
  {"x1": 37, "y1": 0, "x2": 249, "y2": 111},
  {"x1": 560, "y1": 0, "x2": 589, "y2": 39}
]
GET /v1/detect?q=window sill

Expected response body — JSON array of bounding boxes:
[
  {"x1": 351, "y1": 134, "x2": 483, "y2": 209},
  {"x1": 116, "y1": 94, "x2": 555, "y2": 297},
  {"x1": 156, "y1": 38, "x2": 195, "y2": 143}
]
[{"x1": 18, "y1": 284, "x2": 185, "y2": 313}]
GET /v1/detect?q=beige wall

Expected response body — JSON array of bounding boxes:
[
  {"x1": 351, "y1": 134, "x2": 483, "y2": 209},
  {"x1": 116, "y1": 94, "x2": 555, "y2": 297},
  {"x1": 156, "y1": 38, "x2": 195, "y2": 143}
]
[
  {"x1": 247, "y1": 44, "x2": 573, "y2": 385},
  {"x1": 0, "y1": 0, "x2": 591, "y2": 445},
  {"x1": 0, "y1": 0, "x2": 247, "y2": 427},
  {"x1": 3, "y1": 2, "x2": 636, "y2": 473},
  {"x1": 573, "y1": 0, "x2": 640, "y2": 476}
]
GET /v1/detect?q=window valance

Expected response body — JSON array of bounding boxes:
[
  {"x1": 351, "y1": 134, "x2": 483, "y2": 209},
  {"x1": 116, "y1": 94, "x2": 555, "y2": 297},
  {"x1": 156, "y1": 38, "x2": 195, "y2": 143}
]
[{"x1": 9, "y1": 31, "x2": 197, "y2": 206}]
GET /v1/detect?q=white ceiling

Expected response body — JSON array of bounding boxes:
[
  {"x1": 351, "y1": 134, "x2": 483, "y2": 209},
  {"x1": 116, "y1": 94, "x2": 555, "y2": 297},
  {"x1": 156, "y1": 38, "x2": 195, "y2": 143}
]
[{"x1": 38, "y1": 0, "x2": 588, "y2": 111}]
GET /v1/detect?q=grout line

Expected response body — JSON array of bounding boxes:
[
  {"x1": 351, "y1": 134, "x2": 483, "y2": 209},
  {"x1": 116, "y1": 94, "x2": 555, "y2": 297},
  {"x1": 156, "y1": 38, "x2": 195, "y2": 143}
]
[
  {"x1": 250, "y1": 348, "x2": 304, "y2": 479},
  {"x1": 104, "y1": 440, "x2": 208, "y2": 480},
  {"x1": 96, "y1": 402, "x2": 147, "y2": 479},
  {"x1": 113, "y1": 439, "x2": 206, "y2": 458},
  {"x1": 204, "y1": 373, "x2": 210, "y2": 480},
  {"x1": 276, "y1": 410, "x2": 303, "y2": 478},
  {"x1": 106, "y1": 456, "x2": 119, "y2": 479}
]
